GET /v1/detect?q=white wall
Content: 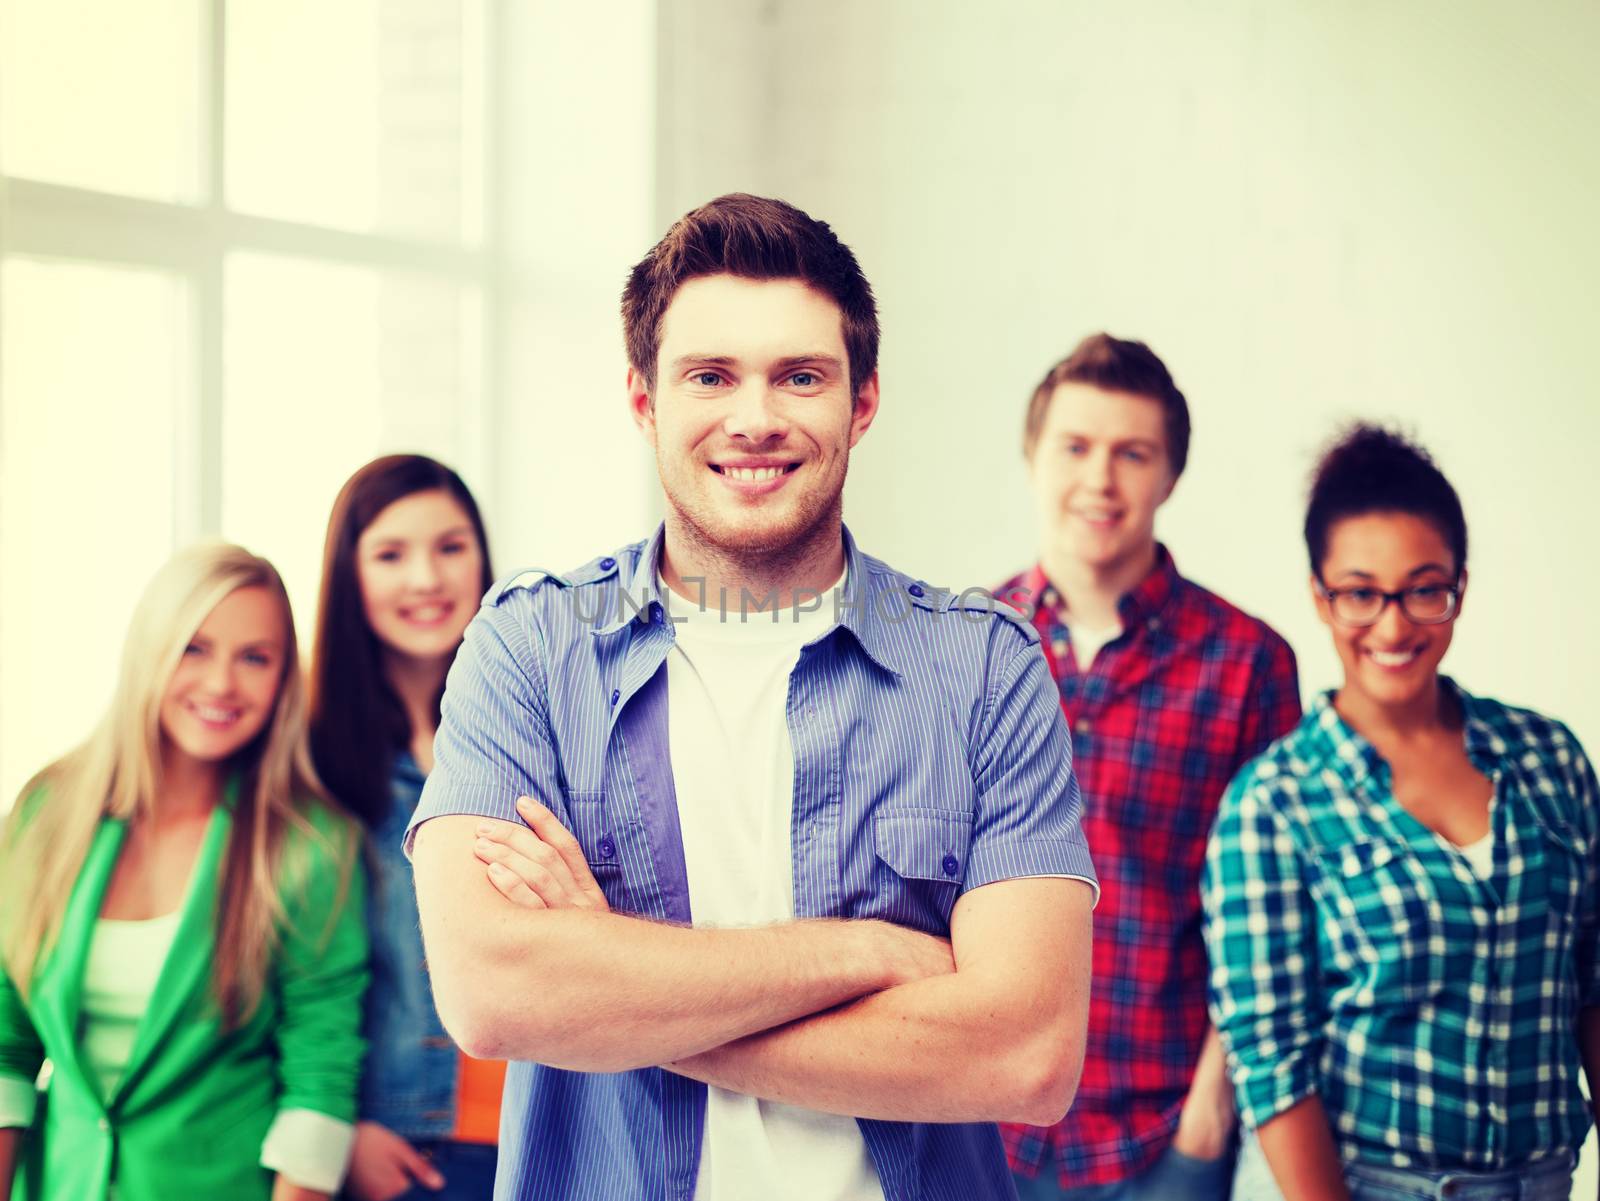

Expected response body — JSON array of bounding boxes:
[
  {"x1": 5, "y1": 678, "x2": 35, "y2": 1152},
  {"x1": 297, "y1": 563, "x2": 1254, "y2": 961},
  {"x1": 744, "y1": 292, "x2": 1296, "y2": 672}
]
[
  {"x1": 492, "y1": 0, "x2": 660, "y2": 573},
  {"x1": 655, "y1": 0, "x2": 1600, "y2": 746},
  {"x1": 655, "y1": 0, "x2": 1599, "y2": 1191}
]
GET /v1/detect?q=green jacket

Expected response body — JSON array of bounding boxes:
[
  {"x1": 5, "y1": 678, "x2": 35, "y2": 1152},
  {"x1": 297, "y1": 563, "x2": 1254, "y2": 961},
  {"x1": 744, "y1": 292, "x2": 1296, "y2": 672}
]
[{"x1": 0, "y1": 796, "x2": 369, "y2": 1201}]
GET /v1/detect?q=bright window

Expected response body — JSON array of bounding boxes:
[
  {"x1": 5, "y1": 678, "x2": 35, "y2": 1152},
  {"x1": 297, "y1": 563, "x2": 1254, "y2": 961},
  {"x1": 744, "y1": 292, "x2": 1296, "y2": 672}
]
[{"x1": 0, "y1": 0, "x2": 493, "y2": 809}]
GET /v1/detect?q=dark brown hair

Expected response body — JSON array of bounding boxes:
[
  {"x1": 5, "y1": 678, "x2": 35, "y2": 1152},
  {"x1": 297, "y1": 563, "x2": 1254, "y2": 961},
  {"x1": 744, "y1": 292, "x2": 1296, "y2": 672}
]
[
  {"x1": 1305, "y1": 424, "x2": 1467, "y2": 579},
  {"x1": 1022, "y1": 333, "x2": 1192, "y2": 476},
  {"x1": 309, "y1": 455, "x2": 493, "y2": 827},
  {"x1": 621, "y1": 193, "x2": 880, "y2": 397}
]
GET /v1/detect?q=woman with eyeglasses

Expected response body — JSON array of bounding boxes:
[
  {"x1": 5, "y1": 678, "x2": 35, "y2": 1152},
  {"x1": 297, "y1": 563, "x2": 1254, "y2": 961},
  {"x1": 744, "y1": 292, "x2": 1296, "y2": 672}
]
[{"x1": 1202, "y1": 425, "x2": 1599, "y2": 1201}]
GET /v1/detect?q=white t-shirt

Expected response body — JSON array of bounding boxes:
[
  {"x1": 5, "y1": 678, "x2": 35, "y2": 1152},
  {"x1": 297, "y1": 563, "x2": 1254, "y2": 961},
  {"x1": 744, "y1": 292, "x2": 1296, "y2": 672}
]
[
  {"x1": 1064, "y1": 617, "x2": 1121, "y2": 672},
  {"x1": 664, "y1": 573, "x2": 884, "y2": 1201},
  {"x1": 1454, "y1": 828, "x2": 1495, "y2": 879},
  {"x1": 82, "y1": 911, "x2": 183, "y2": 1100}
]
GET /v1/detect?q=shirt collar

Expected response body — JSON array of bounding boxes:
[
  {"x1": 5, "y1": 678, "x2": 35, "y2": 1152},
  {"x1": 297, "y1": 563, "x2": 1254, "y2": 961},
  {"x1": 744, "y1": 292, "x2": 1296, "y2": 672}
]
[
  {"x1": 1453, "y1": 680, "x2": 1511, "y2": 770},
  {"x1": 588, "y1": 523, "x2": 901, "y2": 677},
  {"x1": 591, "y1": 525, "x2": 673, "y2": 637},
  {"x1": 1024, "y1": 543, "x2": 1180, "y2": 629},
  {"x1": 1306, "y1": 676, "x2": 1501, "y2": 783},
  {"x1": 1117, "y1": 544, "x2": 1179, "y2": 625},
  {"x1": 828, "y1": 526, "x2": 902, "y2": 678},
  {"x1": 1305, "y1": 691, "x2": 1387, "y2": 783}
]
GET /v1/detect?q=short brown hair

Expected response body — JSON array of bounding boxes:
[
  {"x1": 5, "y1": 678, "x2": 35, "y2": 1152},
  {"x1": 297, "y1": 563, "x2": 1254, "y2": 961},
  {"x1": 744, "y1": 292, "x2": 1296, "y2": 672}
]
[
  {"x1": 1022, "y1": 333, "x2": 1191, "y2": 476},
  {"x1": 621, "y1": 193, "x2": 880, "y2": 397}
]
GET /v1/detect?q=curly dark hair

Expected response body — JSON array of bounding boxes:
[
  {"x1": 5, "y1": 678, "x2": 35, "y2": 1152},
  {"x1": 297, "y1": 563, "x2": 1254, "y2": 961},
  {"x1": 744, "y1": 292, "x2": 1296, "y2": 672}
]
[{"x1": 1305, "y1": 424, "x2": 1467, "y2": 579}]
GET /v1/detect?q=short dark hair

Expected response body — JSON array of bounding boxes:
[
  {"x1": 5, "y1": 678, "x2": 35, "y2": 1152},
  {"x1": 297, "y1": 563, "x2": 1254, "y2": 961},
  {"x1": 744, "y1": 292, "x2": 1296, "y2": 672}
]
[
  {"x1": 309, "y1": 454, "x2": 493, "y2": 827},
  {"x1": 1304, "y1": 424, "x2": 1467, "y2": 579},
  {"x1": 621, "y1": 193, "x2": 880, "y2": 397},
  {"x1": 1022, "y1": 333, "x2": 1191, "y2": 476}
]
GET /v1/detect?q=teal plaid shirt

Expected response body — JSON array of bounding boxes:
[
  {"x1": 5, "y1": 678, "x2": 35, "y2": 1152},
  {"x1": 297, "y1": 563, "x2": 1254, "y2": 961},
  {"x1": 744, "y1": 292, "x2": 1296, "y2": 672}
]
[{"x1": 1202, "y1": 681, "x2": 1600, "y2": 1170}]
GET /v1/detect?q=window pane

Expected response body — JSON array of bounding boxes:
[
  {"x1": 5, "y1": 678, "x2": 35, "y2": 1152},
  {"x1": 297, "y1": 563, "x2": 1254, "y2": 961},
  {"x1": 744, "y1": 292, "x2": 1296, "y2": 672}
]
[
  {"x1": 226, "y1": 0, "x2": 484, "y2": 243},
  {"x1": 0, "y1": 259, "x2": 188, "y2": 808},
  {"x1": 222, "y1": 252, "x2": 483, "y2": 634},
  {"x1": 0, "y1": 0, "x2": 202, "y2": 201}
]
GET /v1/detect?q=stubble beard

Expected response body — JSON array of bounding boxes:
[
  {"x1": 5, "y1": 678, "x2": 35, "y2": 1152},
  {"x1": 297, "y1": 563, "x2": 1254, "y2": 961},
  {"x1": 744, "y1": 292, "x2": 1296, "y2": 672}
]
[{"x1": 663, "y1": 451, "x2": 849, "y2": 580}]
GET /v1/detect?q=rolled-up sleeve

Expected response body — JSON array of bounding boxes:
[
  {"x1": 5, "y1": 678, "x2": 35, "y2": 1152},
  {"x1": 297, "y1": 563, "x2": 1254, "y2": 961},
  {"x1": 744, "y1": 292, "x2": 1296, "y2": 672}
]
[
  {"x1": 1202, "y1": 769, "x2": 1322, "y2": 1129},
  {"x1": 259, "y1": 1107, "x2": 357, "y2": 1193},
  {"x1": 264, "y1": 809, "x2": 369, "y2": 1188},
  {"x1": 964, "y1": 632, "x2": 1097, "y2": 902},
  {"x1": 405, "y1": 597, "x2": 567, "y2": 854}
]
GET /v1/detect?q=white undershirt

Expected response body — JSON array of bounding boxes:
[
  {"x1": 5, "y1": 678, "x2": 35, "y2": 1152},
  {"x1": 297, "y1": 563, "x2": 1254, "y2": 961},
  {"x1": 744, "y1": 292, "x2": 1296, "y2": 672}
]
[
  {"x1": 82, "y1": 911, "x2": 183, "y2": 1101},
  {"x1": 1454, "y1": 828, "x2": 1495, "y2": 879},
  {"x1": 1064, "y1": 618, "x2": 1121, "y2": 672},
  {"x1": 664, "y1": 572, "x2": 884, "y2": 1201},
  {"x1": 78, "y1": 894, "x2": 353, "y2": 1192}
]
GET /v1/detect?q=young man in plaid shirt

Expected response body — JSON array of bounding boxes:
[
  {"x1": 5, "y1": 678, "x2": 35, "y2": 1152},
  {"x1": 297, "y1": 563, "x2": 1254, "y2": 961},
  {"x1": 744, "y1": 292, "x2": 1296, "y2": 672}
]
[{"x1": 998, "y1": 334, "x2": 1301, "y2": 1201}]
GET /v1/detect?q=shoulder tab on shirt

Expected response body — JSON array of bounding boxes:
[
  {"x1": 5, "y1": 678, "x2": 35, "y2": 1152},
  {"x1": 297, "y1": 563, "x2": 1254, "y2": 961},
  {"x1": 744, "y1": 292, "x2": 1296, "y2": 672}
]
[
  {"x1": 931, "y1": 581, "x2": 1040, "y2": 636},
  {"x1": 486, "y1": 567, "x2": 574, "y2": 606},
  {"x1": 485, "y1": 544, "x2": 637, "y2": 606},
  {"x1": 864, "y1": 570, "x2": 1040, "y2": 642},
  {"x1": 561, "y1": 548, "x2": 632, "y2": 589}
]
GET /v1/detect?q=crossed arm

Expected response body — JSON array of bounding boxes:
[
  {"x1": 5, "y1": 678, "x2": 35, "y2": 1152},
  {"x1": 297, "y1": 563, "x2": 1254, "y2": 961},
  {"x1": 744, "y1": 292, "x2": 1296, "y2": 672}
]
[{"x1": 413, "y1": 804, "x2": 1093, "y2": 1126}]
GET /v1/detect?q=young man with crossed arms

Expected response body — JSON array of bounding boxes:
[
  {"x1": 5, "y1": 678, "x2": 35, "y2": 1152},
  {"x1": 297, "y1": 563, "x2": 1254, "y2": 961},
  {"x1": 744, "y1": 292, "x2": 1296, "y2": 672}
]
[{"x1": 408, "y1": 194, "x2": 1098, "y2": 1201}]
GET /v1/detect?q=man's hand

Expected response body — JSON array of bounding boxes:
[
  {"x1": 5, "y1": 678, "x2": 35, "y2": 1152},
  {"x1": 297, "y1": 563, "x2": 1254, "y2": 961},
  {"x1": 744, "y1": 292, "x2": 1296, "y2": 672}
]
[
  {"x1": 344, "y1": 1121, "x2": 446, "y2": 1201},
  {"x1": 476, "y1": 798, "x2": 955, "y2": 988},
  {"x1": 474, "y1": 797, "x2": 611, "y2": 912},
  {"x1": 1170, "y1": 1026, "x2": 1237, "y2": 1161}
]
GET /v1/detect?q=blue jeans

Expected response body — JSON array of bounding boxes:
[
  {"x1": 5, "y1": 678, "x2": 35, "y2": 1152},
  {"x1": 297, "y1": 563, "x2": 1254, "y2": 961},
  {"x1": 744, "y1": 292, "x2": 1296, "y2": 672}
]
[
  {"x1": 356, "y1": 1139, "x2": 498, "y2": 1201},
  {"x1": 1013, "y1": 1142, "x2": 1235, "y2": 1201},
  {"x1": 1231, "y1": 1131, "x2": 1573, "y2": 1201}
]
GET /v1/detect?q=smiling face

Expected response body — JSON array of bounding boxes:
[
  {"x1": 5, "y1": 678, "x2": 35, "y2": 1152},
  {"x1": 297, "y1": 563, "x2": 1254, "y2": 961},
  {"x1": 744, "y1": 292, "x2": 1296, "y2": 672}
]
[
  {"x1": 631, "y1": 273, "x2": 879, "y2": 563},
  {"x1": 159, "y1": 585, "x2": 287, "y2": 768},
  {"x1": 1314, "y1": 511, "x2": 1465, "y2": 715},
  {"x1": 1027, "y1": 382, "x2": 1177, "y2": 575},
  {"x1": 356, "y1": 489, "x2": 485, "y2": 664}
]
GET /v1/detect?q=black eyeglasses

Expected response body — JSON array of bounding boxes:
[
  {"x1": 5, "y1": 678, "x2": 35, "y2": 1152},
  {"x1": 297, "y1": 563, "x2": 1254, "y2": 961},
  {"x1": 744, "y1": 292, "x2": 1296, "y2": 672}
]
[{"x1": 1320, "y1": 581, "x2": 1461, "y2": 628}]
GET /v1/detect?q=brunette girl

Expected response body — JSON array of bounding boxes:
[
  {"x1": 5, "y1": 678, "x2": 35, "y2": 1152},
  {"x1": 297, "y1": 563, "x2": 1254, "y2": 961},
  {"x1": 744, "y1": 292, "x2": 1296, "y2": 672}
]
[{"x1": 310, "y1": 455, "x2": 499, "y2": 1201}]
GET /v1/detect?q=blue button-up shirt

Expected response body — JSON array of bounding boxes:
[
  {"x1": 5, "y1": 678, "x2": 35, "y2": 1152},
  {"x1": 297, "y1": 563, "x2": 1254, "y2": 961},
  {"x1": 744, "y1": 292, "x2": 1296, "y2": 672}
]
[{"x1": 407, "y1": 526, "x2": 1096, "y2": 1201}]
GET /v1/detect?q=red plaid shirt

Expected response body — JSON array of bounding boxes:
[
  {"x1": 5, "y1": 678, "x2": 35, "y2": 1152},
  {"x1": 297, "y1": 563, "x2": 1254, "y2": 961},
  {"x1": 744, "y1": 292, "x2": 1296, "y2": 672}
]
[{"x1": 996, "y1": 547, "x2": 1301, "y2": 1187}]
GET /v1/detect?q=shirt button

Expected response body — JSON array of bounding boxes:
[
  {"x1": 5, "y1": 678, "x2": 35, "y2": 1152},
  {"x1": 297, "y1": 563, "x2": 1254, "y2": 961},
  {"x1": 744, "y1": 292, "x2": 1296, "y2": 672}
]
[
  {"x1": 97, "y1": 1117, "x2": 110, "y2": 1132},
  {"x1": 599, "y1": 557, "x2": 616, "y2": 570},
  {"x1": 610, "y1": 688, "x2": 620, "y2": 706},
  {"x1": 1075, "y1": 718, "x2": 1093, "y2": 735},
  {"x1": 941, "y1": 853, "x2": 959, "y2": 877},
  {"x1": 598, "y1": 837, "x2": 617, "y2": 859},
  {"x1": 908, "y1": 584, "x2": 925, "y2": 598}
]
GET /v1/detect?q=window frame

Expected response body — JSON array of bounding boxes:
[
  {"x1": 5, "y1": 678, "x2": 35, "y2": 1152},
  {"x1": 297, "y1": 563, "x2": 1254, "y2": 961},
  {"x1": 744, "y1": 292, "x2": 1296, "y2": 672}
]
[{"x1": 0, "y1": 0, "x2": 505, "y2": 799}]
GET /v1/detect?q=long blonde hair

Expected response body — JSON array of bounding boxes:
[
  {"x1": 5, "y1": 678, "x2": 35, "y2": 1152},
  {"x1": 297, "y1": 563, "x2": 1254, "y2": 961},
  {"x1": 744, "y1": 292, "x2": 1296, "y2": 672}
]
[{"x1": 0, "y1": 542, "x2": 332, "y2": 1027}]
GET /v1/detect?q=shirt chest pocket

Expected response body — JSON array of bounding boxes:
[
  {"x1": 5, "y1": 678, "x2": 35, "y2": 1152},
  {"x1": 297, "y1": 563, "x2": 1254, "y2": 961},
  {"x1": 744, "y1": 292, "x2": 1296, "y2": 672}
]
[
  {"x1": 1314, "y1": 837, "x2": 1446, "y2": 1004},
  {"x1": 870, "y1": 809, "x2": 973, "y2": 930},
  {"x1": 565, "y1": 793, "x2": 647, "y2": 909},
  {"x1": 1531, "y1": 818, "x2": 1590, "y2": 934}
]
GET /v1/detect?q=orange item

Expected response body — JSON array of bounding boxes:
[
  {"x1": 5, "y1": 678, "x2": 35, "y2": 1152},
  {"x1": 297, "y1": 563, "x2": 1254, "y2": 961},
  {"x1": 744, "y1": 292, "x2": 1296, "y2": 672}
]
[{"x1": 452, "y1": 1052, "x2": 507, "y2": 1145}]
